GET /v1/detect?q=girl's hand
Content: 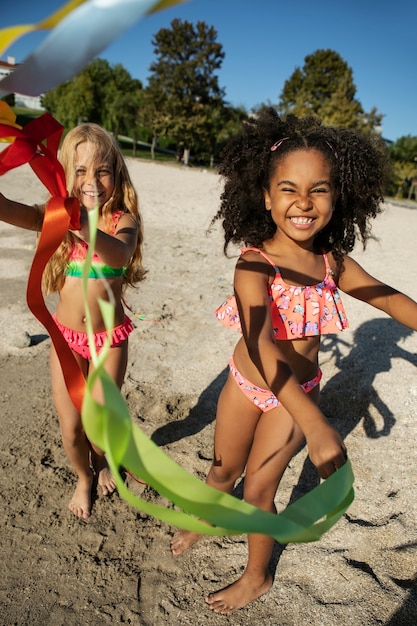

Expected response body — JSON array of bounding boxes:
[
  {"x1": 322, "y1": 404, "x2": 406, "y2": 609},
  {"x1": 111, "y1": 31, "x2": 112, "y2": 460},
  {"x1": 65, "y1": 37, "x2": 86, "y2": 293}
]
[{"x1": 305, "y1": 422, "x2": 347, "y2": 479}]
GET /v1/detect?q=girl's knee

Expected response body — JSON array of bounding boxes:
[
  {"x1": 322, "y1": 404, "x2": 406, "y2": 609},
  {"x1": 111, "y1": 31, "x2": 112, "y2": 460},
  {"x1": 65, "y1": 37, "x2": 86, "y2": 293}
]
[
  {"x1": 243, "y1": 482, "x2": 277, "y2": 511},
  {"x1": 60, "y1": 423, "x2": 85, "y2": 447},
  {"x1": 208, "y1": 463, "x2": 242, "y2": 487}
]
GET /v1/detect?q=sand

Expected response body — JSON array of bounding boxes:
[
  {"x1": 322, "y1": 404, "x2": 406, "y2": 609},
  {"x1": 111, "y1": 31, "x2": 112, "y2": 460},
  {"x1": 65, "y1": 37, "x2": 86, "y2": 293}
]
[{"x1": 0, "y1": 159, "x2": 416, "y2": 625}]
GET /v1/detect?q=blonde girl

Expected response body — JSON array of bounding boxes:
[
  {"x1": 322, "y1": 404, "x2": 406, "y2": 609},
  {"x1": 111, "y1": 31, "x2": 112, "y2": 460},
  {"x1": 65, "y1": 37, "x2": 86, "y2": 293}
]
[{"x1": 0, "y1": 123, "x2": 145, "y2": 519}]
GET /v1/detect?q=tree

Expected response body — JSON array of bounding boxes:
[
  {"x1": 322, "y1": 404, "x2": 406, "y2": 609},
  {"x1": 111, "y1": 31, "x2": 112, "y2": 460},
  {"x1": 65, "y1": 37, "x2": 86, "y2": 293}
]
[
  {"x1": 147, "y1": 18, "x2": 225, "y2": 164},
  {"x1": 198, "y1": 103, "x2": 248, "y2": 167},
  {"x1": 102, "y1": 64, "x2": 143, "y2": 137},
  {"x1": 140, "y1": 83, "x2": 172, "y2": 160},
  {"x1": 387, "y1": 135, "x2": 417, "y2": 198},
  {"x1": 388, "y1": 135, "x2": 417, "y2": 163},
  {"x1": 278, "y1": 49, "x2": 383, "y2": 134},
  {"x1": 41, "y1": 59, "x2": 143, "y2": 134},
  {"x1": 42, "y1": 59, "x2": 112, "y2": 126}
]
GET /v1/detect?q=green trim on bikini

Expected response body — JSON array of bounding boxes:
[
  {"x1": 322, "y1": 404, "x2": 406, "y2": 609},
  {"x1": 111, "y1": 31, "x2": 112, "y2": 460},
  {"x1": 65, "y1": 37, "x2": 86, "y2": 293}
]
[{"x1": 66, "y1": 260, "x2": 126, "y2": 278}]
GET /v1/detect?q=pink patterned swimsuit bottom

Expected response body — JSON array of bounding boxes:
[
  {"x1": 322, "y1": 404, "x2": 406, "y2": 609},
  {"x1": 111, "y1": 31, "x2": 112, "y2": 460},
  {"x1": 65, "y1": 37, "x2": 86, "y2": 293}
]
[
  {"x1": 52, "y1": 313, "x2": 134, "y2": 360},
  {"x1": 229, "y1": 355, "x2": 322, "y2": 413}
]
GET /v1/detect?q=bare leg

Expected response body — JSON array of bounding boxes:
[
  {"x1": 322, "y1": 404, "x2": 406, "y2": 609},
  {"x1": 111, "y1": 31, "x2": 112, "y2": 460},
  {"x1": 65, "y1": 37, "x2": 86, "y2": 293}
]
[
  {"x1": 170, "y1": 463, "x2": 238, "y2": 554},
  {"x1": 88, "y1": 340, "x2": 128, "y2": 496},
  {"x1": 171, "y1": 373, "x2": 262, "y2": 554},
  {"x1": 50, "y1": 345, "x2": 93, "y2": 519},
  {"x1": 50, "y1": 339, "x2": 128, "y2": 515},
  {"x1": 205, "y1": 389, "x2": 319, "y2": 615},
  {"x1": 206, "y1": 534, "x2": 274, "y2": 616}
]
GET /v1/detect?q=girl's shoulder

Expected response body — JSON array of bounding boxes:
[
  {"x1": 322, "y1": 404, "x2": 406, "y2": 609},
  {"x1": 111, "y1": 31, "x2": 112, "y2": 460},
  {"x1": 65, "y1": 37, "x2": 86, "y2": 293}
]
[
  {"x1": 326, "y1": 251, "x2": 373, "y2": 291},
  {"x1": 111, "y1": 209, "x2": 138, "y2": 232},
  {"x1": 336, "y1": 253, "x2": 373, "y2": 293},
  {"x1": 240, "y1": 247, "x2": 278, "y2": 270}
]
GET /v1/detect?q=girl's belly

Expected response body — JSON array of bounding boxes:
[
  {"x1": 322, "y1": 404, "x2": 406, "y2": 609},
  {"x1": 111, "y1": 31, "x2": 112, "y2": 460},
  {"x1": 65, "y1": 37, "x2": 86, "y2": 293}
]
[
  {"x1": 233, "y1": 335, "x2": 320, "y2": 388},
  {"x1": 55, "y1": 276, "x2": 125, "y2": 331}
]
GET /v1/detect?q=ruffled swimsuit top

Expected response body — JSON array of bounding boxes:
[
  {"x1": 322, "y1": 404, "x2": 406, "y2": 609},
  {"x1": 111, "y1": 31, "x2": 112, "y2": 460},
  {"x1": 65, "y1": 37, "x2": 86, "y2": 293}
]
[
  {"x1": 66, "y1": 210, "x2": 127, "y2": 279},
  {"x1": 215, "y1": 247, "x2": 349, "y2": 340}
]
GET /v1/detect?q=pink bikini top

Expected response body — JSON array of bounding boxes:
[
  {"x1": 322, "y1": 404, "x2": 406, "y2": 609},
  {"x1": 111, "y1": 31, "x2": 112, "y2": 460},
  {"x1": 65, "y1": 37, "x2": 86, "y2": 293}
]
[
  {"x1": 66, "y1": 210, "x2": 127, "y2": 278},
  {"x1": 215, "y1": 247, "x2": 349, "y2": 339}
]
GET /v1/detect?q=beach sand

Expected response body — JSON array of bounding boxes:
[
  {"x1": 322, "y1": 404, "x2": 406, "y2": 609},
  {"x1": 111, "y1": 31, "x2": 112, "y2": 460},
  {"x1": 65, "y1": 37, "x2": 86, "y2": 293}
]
[{"x1": 0, "y1": 160, "x2": 416, "y2": 625}]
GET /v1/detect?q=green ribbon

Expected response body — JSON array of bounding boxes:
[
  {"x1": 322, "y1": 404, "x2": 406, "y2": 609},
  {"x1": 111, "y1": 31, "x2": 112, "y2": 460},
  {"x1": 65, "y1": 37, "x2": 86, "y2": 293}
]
[{"x1": 81, "y1": 207, "x2": 354, "y2": 543}]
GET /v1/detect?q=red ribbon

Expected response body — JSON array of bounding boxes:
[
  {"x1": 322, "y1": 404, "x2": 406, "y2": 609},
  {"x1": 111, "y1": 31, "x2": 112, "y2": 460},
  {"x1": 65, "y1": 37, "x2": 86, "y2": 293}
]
[{"x1": 0, "y1": 113, "x2": 85, "y2": 411}]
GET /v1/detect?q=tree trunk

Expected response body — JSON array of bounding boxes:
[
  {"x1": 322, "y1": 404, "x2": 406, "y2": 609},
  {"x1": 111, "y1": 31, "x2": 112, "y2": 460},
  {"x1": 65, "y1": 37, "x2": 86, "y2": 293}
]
[{"x1": 151, "y1": 134, "x2": 156, "y2": 160}]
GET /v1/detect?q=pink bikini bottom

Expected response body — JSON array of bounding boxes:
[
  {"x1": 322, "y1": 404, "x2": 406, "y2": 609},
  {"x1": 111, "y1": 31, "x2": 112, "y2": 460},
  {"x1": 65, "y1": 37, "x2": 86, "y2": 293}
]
[
  {"x1": 52, "y1": 313, "x2": 134, "y2": 360},
  {"x1": 229, "y1": 355, "x2": 322, "y2": 413}
]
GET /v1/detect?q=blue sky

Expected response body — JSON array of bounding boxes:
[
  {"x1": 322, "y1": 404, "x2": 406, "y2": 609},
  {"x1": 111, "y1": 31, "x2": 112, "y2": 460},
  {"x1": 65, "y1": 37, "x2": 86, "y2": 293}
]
[{"x1": 1, "y1": 0, "x2": 416, "y2": 142}]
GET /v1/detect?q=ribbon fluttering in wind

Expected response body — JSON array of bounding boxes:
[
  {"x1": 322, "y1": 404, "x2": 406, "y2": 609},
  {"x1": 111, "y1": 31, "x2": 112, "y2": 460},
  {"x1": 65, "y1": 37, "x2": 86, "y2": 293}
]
[
  {"x1": 77, "y1": 206, "x2": 354, "y2": 541},
  {"x1": 0, "y1": 0, "x2": 188, "y2": 97},
  {"x1": 83, "y1": 357, "x2": 354, "y2": 540},
  {"x1": 74, "y1": 140, "x2": 354, "y2": 541},
  {"x1": 0, "y1": 0, "x2": 355, "y2": 541},
  {"x1": 0, "y1": 101, "x2": 355, "y2": 541},
  {"x1": 0, "y1": 102, "x2": 85, "y2": 410}
]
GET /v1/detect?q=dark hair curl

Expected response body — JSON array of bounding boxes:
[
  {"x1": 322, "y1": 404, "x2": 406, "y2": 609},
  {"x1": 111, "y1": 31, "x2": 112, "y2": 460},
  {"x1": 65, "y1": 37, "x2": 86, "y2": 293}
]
[{"x1": 212, "y1": 107, "x2": 390, "y2": 271}]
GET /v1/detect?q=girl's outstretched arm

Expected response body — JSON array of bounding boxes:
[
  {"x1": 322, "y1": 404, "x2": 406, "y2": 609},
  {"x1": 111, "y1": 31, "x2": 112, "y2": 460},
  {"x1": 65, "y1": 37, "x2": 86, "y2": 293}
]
[
  {"x1": 0, "y1": 193, "x2": 44, "y2": 231},
  {"x1": 234, "y1": 251, "x2": 347, "y2": 478},
  {"x1": 339, "y1": 256, "x2": 417, "y2": 331}
]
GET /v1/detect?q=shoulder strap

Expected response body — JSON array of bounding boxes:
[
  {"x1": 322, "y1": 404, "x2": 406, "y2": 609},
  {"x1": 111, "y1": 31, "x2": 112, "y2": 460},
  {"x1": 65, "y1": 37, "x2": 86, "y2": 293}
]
[
  {"x1": 321, "y1": 250, "x2": 330, "y2": 272},
  {"x1": 241, "y1": 247, "x2": 279, "y2": 271},
  {"x1": 111, "y1": 210, "x2": 124, "y2": 234},
  {"x1": 321, "y1": 250, "x2": 337, "y2": 281}
]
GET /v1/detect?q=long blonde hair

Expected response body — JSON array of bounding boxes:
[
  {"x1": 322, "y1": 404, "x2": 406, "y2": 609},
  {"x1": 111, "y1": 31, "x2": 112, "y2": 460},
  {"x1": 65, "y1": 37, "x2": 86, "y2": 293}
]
[{"x1": 43, "y1": 123, "x2": 145, "y2": 294}]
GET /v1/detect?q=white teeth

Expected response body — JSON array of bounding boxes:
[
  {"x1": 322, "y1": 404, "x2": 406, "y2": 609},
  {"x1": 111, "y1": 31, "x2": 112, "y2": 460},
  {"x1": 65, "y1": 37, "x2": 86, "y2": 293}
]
[{"x1": 290, "y1": 217, "x2": 313, "y2": 224}]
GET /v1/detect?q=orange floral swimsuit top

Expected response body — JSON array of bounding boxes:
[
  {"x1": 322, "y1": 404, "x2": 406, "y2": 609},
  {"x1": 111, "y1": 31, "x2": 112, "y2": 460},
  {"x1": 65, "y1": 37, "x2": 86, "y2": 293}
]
[
  {"x1": 66, "y1": 210, "x2": 127, "y2": 279},
  {"x1": 215, "y1": 247, "x2": 349, "y2": 339}
]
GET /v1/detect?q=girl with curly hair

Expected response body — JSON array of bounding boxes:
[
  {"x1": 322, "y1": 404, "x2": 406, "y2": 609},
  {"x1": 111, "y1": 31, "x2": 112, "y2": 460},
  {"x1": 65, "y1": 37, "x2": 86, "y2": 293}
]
[
  {"x1": 170, "y1": 108, "x2": 417, "y2": 614},
  {"x1": 0, "y1": 123, "x2": 145, "y2": 519}
]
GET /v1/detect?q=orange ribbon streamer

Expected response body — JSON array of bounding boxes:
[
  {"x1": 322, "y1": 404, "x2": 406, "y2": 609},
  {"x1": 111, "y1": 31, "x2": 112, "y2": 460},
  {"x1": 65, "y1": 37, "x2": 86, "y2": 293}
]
[{"x1": 0, "y1": 107, "x2": 85, "y2": 411}]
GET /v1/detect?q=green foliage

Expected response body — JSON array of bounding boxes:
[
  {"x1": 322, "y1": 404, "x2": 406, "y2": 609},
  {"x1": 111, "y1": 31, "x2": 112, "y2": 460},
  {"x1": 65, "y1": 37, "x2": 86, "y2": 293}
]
[
  {"x1": 387, "y1": 135, "x2": 417, "y2": 163},
  {"x1": 102, "y1": 64, "x2": 143, "y2": 138},
  {"x1": 38, "y1": 19, "x2": 241, "y2": 166},
  {"x1": 33, "y1": 37, "x2": 416, "y2": 170},
  {"x1": 147, "y1": 18, "x2": 228, "y2": 162},
  {"x1": 386, "y1": 135, "x2": 417, "y2": 198},
  {"x1": 41, "y1": 59, "x2": 143, "y2": 134},
  {"x1": 278, "y1": 49, "x2": 383, "y2": 134}
]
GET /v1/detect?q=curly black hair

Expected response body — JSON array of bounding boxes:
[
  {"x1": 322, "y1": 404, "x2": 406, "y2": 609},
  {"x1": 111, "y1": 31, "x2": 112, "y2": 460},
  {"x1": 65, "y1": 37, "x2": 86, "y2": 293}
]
[{"x1": 212, "y1": 107, "x2": 390, "y2": 270}]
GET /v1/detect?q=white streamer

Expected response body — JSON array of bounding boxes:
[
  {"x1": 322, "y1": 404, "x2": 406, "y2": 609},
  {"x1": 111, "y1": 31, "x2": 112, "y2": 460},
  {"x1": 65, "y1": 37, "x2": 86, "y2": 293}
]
[{"x1": 0, "y1": 0, "x2": 158, "y2": 97}]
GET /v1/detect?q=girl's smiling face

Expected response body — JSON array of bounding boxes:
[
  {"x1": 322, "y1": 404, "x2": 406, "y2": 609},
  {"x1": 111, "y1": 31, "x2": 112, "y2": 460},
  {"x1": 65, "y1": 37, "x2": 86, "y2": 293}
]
[
  {"x1": 74, "y1": 141, "x2": 115, "y2": 211},
  {"x1": 264, "y1": 148, "x2": 338, "y2": 247}
]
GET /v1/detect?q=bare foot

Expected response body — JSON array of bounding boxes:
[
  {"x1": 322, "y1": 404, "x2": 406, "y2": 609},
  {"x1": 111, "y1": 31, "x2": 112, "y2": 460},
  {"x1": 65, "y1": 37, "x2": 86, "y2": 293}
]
[
  {"x1": 92, "y1": 455, "x2": 117, "y2": 496},
  {"x1": 170, "y1": 530, "x2": 202, "y2": 555},
  {"x1": 205, "y1": 571, "x2": 273, "y2": 615},
  {"x1": 97, "y1": 465, "x2": 117, "y2": 496},
  {"x1": 68, "y1": 475, "x2": 93, "y2": 519}
]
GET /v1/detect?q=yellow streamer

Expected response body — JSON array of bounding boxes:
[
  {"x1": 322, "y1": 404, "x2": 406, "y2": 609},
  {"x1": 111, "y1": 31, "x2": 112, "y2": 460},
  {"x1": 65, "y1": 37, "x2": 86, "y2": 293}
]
[
  {"x1": 0, "y1": 0, "x2": 88, "y2": 57},
  {"x1": 0, "y1": 0, "x2": 188, "y2": 58}
]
